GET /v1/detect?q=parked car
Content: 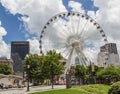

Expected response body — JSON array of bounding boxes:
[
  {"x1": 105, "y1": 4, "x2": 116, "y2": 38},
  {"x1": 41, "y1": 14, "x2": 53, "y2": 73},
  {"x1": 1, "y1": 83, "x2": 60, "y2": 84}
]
[{"x1": 0, "y1": 83, "x2": 8, "y2": 89}]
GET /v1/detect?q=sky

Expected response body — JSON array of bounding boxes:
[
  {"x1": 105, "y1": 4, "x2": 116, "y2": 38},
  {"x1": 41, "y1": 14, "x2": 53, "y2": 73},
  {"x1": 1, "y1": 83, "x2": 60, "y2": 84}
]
[{"x1": 0, "y1": 0, "x2": 120, "y2": 59}]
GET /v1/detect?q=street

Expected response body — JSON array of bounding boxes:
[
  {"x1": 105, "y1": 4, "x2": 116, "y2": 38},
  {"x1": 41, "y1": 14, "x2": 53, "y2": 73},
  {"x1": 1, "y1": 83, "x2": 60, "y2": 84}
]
[{"x1": 0, "y1": 85, "x2": 66, "y2": 94}]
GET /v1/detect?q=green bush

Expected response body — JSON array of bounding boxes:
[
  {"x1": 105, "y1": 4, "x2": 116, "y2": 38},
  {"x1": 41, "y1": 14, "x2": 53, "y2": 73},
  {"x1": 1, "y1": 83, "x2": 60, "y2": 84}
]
[{"x1": 108, "y1": 81, "x2": 120, "y2": 94}]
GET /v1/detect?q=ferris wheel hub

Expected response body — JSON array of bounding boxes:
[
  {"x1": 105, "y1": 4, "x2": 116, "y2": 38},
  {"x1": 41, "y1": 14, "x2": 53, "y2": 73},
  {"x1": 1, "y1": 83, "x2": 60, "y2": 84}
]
[{"x1": 66, "y1": 35, "x2": 84, "y2": 51}]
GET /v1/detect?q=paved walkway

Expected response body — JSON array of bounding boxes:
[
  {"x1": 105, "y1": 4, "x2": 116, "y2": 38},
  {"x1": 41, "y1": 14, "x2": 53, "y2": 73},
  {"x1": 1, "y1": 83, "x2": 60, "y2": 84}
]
[{"x1": 0, "y1": 85, "x2": 66, "y2": 94}]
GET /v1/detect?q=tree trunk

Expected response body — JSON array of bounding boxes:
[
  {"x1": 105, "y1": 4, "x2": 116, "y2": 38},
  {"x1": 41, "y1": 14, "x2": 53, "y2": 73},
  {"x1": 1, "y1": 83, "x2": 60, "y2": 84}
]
[
  {"x1": 51, "y1": 74, "x2": 54, "y2": 89},
  {"x1": 51, "y1": 64, "x2": 54, "y2": 89},
  {"x1": 79, "y1": 78, "x2": 82, "y2": 85},
  {"x1": 79, "y1": 78, "x2": 80, "y2": 85}
]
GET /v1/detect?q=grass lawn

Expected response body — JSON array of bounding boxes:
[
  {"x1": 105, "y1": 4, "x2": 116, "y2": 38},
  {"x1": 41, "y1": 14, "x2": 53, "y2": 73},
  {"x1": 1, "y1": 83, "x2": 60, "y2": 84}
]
[{"x1": 30, "y1": 84, "x2": 110, "y2": 94}]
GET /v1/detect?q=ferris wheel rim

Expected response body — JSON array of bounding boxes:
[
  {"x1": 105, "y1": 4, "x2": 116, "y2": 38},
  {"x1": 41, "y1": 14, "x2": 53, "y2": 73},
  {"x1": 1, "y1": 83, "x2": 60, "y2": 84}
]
[{"x1": 39, "y1": 11, "x2": 109, "y2": 67}]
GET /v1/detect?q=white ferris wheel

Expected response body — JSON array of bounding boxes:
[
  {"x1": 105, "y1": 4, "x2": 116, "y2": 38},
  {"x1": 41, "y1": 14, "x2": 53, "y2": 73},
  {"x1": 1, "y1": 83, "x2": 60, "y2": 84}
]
[{"x1": 39, "y1": 11, "x2": 108, "y2": 74}]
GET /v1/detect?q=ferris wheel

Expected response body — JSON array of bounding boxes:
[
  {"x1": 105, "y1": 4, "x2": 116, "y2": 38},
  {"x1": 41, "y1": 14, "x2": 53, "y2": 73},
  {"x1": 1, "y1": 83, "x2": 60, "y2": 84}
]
[{"x1": 39, "y1": 11, "x2": 108, "y2": 74}]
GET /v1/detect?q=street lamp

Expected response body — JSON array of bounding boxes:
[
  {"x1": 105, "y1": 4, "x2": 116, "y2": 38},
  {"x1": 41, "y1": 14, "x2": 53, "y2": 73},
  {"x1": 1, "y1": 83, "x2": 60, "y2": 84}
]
[
  {"x1": 91, "y1": 63, "x2": 95, "y2": 84},
  {"x1": 27, "y1": 65, "x2": 30, "y2": 91}
]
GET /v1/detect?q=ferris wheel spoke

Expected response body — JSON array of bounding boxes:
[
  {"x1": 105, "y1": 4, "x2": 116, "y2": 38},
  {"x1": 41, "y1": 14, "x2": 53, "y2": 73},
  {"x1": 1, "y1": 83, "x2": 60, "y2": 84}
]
[
  {"x1": 64, "y1": 48, "x2": 74, "y2": 74},
  {"x1": 59, "y1": 47, "x2": 73, "y2": 58},
  {"x1": 43, "y1": 29, "x2": 59, "y2": 43},
  {"x1": 74, "y1": 45, "x2": 90, "y2": 66},
  {"x1": 65, "y1": 23, "x2": 72, "y2": 35},
  {"x1": 81, "y1": 52, "x2": 90, "y2": 65},
  {"x1": 53, "y1": 45, "x2": 65, "y2": 50},
  {"x1": 51, "y1": 23, "x2": 66, "y2": 39},
  {"x1": 42, "y1": 41, "x2": 66, "y2": 52},
  {"x1": 82, "y1": 30, "x2": 97, "y2": 42},
  {"x1": 79, "y1": 20, "x2": 89, "y2": 37},
  {"x1": 46, "y1": 27, "x2": 67, "y2": 42},
  {"x1": 51, "y1": 21, "x2": 68, "y2": 38},
  {"x1": 56, "y1": 18, "x2": 71, "y2": 37},
  {"x1": 83, "y1": 48, "x2": 95, "y2": 63},
  {"x1": 80, "y1": 56, "x2": 86, "y2": 65},
  {"x1": 63, "y1": 50, "x2": 70, "y2": 58},
  {"x1": 62, "y1": 16, "x2": 73, "y2": 35},
  {"x1": 77, "y1": 55, "x2": 84, "y2": 65},
  {"x1": 76, "y1": 16, "x2": 81, "y2": 34},
  {"x1": 51, "y1": 46, "x2": 70, "y2": 57},
  {"x1": 57, "y1": 46, "x2": 67, "y2": 52},
  {"x1": 83, "y1": 31, "x2": 101, "y2": 43},
  {"x1": 76, "y1": 50, "x2": 87, "y2": 66},
  {"x1": 70, "y1": 15, "x2": 75, "y2": 34},
  {"x1": 82, "y1": 53, "x2": 90, "y2": 65}
]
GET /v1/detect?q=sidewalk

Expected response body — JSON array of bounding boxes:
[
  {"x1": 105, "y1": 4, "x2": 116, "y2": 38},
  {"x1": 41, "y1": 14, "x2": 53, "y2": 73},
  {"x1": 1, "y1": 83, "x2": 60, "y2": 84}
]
[{"x1": 0, "y1": 85, "x2": 66, "y2": 94}]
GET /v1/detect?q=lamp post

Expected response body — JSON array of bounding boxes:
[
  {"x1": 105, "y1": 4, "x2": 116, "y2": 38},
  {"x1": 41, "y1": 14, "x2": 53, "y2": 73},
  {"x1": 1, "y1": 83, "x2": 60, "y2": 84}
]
[
  {"x1": 91, "y1": 63, "x2": 95, "y2": 84},
  {"x1": 27, "y1": 65, "x2": 30, "y2": 91},
  {"x1": 23, "y1": 71, "x2": 26, "y2": 87}
]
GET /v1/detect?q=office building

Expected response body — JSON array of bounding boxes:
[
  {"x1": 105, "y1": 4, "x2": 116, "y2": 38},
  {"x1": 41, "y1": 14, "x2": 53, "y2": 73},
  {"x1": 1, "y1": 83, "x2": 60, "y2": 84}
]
[
  {"x1": 11, "y1": 41, "x2": 29, "y2": 75},
  {"x1": 98, "y1": 43, "x2": 120, "y2": 67},
  {"x1": 100, "y1": 43, "x2": 118, "y2": 54}
]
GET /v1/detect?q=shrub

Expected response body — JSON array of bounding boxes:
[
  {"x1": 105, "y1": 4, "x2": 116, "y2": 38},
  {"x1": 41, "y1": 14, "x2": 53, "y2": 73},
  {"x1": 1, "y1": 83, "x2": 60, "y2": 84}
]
[{"x1": 108, "y1": 81, "x2": 120, "y2": 94}]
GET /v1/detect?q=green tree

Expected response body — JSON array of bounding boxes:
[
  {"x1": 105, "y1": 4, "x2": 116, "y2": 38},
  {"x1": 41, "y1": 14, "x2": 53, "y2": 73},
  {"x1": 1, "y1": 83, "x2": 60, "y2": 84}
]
[
  {"x1": 0, "y1": 63, "x2": 12, "y2": 75},
  {"x1": 96, "y1": 65, "x2": 120, "y2": 84},
  {"x1": 43, "y1": 50, "x2": 64, "y2": 89},
  {"x1": 24, "y1": 54, "x2": 44, "y2": 85},
  {"x1": 108, "y1": 81, "x2": 120, "y2": 94},
  {"x1": 75, "y1": 65, "x2": 86, "y2": 85}
]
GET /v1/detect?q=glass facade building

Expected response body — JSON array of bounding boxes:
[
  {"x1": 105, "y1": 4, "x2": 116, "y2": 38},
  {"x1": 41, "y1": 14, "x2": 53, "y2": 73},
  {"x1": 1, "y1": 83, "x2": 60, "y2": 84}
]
[{"x1": 11, "y1": 41, "x2": 29, "y2": 75}]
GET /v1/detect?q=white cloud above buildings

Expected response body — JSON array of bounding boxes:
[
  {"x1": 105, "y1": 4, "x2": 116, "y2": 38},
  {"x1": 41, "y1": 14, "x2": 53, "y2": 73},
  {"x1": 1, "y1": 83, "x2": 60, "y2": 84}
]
[
  {"x1": 0, "y1": 0, "x2": 67, "y2": 56},
  {"x1": 0, "y1": 21, "x2": 10, "y2": 58},
  {"x1": 0, "y1": 0, "x2": 120, "y2": 59},
  {"x1": 68, "y1": 0, "x2": 85, "y2": 13},
  {"x1": 94, "y1": 0, "x2": 120, "y2": 55},
  {"x1": 27, "y1": 37, "x2": 40, "y2": 55},
  {"x1": 0, "y1": 0, "x2": 67, "y2": 35}
]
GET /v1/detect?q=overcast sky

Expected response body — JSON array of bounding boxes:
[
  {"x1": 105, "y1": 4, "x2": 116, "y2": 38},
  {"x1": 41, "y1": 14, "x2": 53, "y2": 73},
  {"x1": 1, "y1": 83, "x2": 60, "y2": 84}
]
[{"x1": 0, "y1": 0, "x2": 120, "y2": 59}]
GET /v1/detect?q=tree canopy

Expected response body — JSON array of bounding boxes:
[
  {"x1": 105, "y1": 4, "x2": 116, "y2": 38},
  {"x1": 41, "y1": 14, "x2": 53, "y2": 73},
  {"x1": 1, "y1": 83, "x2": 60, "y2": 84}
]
[
  {"x1": 74, "y1": 65, "x2": 86, "y2": 85},
  {"x1": 24, "y1": 54, "x2": 45, "y2": 84},
  {"x1": 0, "y1": 62, "x2": 12, "y2": 75},
  {"x1": 24, "y1": 50, "x2": 64, "y2": 87},
  {"x1": 42, "y1": 50, "x2": 64, "y2": 88},
  {"x1": 96, "y1": 65, "x2": 120, "y2": 79}
]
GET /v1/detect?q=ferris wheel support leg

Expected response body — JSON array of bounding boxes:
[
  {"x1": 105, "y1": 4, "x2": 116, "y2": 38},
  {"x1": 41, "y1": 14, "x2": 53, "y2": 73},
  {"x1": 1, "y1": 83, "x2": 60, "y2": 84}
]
[
  {"x1": 65, "y1": 49, "x2": 74, "y2": 89},
  {"x1": 66, "y1": 72, "x2": 72, "y2": 89}
]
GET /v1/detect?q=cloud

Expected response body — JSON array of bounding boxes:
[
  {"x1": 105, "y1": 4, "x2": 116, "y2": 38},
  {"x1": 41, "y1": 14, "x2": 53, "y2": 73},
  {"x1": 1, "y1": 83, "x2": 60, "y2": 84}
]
[
  {"x1": 87, "y1": 11, "x2": 96, "y2": 19},
  {"x1": 0, "y1": 21, "x2": 10, "y2": 58},
  {"x1": 27, "y1": 37, "x2": 40, "y2": 55},
  {"x1": 93, "y1": 0, "x2": 120, "y2": 55},
  {"x1": 0, "y1": 0, "x2": 120, "y2": 63},
  {"x1": 0, "y1": 0, "x2": 67, "y2": 56},
  {"x1": 1, "y1": 0, "x2": 67, "y2": 35},
  {"x1": 68, "y1": 0, "x2": 85, "y2": 13}
]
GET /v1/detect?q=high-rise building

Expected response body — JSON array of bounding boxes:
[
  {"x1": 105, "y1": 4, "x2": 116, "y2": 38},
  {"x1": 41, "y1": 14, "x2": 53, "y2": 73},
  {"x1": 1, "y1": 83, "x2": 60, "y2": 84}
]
[
  {"x1": 100, "y1": 43, "x2": 118, "y2": 54},
  {"x1": 98, "y1": 43, "x2": 120, "y2": 67},
  {"x1": 11, "y1": 41, "x2": 29, "y2": 75}
]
